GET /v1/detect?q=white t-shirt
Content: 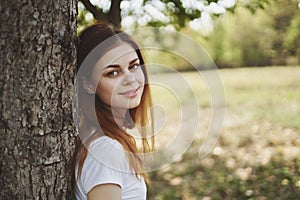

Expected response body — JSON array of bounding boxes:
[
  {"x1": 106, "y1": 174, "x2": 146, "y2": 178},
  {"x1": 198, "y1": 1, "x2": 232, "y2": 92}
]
[{"x1": 75, "y1": 136, "x2": 147, "y2": 200}]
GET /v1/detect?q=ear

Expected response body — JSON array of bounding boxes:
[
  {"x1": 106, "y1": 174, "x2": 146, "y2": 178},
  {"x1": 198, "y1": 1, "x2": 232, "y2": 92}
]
[{"x1": 82, "y1": 76, "x2": 95, "y2": 94}]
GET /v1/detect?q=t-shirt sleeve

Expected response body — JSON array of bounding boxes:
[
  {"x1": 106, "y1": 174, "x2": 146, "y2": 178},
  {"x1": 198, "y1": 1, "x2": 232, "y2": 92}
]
[{"x1": 80, "y1": 137, "x2": 130, "y2": 194}]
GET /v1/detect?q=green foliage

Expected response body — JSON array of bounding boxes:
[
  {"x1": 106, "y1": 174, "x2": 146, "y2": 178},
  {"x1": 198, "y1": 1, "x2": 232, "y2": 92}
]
[
  {"x1": 137, "y1": 0, "x2": 300, "y2": 70},
  {"x1": 238, "y1": 0, "x2": 270, "y2": 13},
  {"x1": 77, "y1": 0, "x2": 300, "y2": 68},
  {"x1": 149, "y1": 157, "x2": 300, "y2": 199},
  {"x1": 200, "y1": 0, "x2": 300, "y2": 67},
  {"x1": 285, "y1": 13, "x2": 300, "y2": 56},
  {"x1": 77, "y1": 0, "x2": 272, "y2": 28},
  {"x1": 204, "y1": 7, "x2": 276, "y2": 67},
  {"x1": 263, "y1": 0, "x2": 299, "y2": 65}
]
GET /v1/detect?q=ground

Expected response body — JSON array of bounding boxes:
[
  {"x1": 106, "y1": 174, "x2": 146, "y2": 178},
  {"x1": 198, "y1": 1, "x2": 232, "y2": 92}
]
[{"x1": 147, "y1": 66, "x2": 300, "y2": 200}]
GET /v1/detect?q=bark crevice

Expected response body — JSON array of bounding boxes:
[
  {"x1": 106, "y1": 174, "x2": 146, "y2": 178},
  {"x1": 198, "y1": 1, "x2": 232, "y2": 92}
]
[{"x1": 0, "y1": 0, "x2": 77, "y2": 198}]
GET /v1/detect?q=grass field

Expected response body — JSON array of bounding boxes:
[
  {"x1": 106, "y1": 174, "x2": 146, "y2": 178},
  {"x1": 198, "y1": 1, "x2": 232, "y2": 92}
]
[{"x1": 147, "y1": 66, "x2": 300, "y2": 200}]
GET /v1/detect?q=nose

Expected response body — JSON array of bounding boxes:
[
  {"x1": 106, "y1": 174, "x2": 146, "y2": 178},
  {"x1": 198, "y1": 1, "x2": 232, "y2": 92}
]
[{"x1": 122, "y1": 71, "x2": 135, "y2": 86}]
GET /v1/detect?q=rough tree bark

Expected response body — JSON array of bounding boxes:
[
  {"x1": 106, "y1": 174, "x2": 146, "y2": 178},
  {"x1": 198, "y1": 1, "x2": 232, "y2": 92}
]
[{"x1": 0, "y1": 0, "x2": 77, "y2": 199}]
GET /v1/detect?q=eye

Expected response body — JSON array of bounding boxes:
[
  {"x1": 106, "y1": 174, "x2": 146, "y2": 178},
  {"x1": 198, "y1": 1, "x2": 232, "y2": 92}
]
[
  {"x1": 129, "y1": 63, "x2": 140, "y2": 71},
  {"x1": 106, "y1": 70, "x2": 119, "y2": 77}
]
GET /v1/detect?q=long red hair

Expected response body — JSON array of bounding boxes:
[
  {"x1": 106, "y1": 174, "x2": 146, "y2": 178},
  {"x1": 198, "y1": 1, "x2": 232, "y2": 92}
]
[{"x1": 72, "y1": 21, "x2": 154, "y2": 187}]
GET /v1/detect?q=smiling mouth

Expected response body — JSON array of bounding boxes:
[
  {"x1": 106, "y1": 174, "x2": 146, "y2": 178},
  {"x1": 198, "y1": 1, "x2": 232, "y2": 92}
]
[{"x1": 119, "y1": 86, "x2": 141, "y2": 97}]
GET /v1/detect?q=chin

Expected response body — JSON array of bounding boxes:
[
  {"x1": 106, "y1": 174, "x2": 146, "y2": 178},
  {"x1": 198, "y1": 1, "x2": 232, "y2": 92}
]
[{"x1": 127, "y1": 100, "x2": 142, "y2": 109}]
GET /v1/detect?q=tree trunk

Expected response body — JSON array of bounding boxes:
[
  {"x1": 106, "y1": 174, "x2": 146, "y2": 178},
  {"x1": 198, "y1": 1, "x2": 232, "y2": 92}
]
[{"x1": 0, "y1": 0, "x2": 77, "y2": 199}]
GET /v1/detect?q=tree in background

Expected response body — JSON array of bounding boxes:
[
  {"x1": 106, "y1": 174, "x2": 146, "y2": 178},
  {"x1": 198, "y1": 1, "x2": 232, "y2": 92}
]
[
  {"x1": 207, "y1": 6, "x2": 276, "y2": 67},
  {"x1": 204, "y1": 0, "x2": 300, "y2": 67},
  {"x1": 284, "y1": 9, "x2": 300, "y2": 64},
  {"x1": 78, "y1": 0, "x2": 300, "y2": 68},
  {"x1": 0, "y1": 0, "x2": 77, "y2": 199},
  {"x1": 78, "y1": 0, "x2": 272, "y2": 29},
  {"x1": 266, "y1": 0, "x2": 299, "y2": 65}
]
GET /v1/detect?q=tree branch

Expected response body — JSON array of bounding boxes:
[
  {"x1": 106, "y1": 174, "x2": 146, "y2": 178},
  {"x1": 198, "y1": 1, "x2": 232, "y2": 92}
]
[
  {"x1": 108, "y1": 0, "x2": 121, "y2": 27},
  {"x1": 80, "y1": 0, "x2": 107, "y2": 20}
]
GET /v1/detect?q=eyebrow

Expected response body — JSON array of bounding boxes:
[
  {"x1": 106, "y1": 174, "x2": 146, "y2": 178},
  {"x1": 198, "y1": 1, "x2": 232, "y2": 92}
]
[{"x1": 104, "y1": 58, "x2": 139, "y2": 69}]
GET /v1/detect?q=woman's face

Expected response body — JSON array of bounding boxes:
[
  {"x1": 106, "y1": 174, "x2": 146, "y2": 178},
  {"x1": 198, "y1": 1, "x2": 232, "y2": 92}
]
[{"x1": 89, "y1": 42, "x2": 145, "y2": 110}]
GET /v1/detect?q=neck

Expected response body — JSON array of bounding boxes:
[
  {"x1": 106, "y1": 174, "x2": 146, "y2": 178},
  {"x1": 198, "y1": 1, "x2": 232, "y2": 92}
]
[
  {"x1": 111, "y1": 107, "x2": 128, "y2": 129},
  {"x1": 80, "y1": 117, "x2": 105, "y2": 142}
]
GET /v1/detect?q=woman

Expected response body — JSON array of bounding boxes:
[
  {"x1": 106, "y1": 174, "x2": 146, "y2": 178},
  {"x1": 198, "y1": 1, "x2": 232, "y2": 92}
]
[{"x1": 73, "y1": 21, "x2": 155, "y2": 200}]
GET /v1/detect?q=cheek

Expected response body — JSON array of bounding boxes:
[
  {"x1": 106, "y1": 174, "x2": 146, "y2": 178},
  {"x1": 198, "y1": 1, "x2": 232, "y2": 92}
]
[
  {"x1": 138, "y1": 70, "x2": 145, "y2": 85},
  {"x1": 96, "y1": 80, "x2": 118, "y2": 103}
]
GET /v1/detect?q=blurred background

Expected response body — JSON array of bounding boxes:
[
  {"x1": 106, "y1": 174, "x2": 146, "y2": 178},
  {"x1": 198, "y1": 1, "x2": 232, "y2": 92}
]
[{"x1": 78, "y1": 0, "x2": 300, "y2": 199}]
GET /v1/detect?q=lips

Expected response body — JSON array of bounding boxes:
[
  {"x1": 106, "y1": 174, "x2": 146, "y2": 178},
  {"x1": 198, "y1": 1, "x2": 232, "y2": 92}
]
[{"x1": 119, "y1": 86, "x2": 141, "y2": 98}]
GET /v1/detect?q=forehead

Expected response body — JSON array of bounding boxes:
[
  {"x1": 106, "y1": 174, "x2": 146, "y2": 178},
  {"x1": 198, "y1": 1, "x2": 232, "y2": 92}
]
[{"x1": 97, "y1": 42, "x2": 138, "y2": 67}]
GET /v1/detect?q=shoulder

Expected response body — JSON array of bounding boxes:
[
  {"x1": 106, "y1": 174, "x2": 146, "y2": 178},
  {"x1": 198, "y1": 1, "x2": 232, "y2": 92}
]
[
  {"x1": 90, "y1": 136, "x2": 123, "y2": 152},
  {"x1": 86, "y1": 136, "x2": 130, "y2": 172},
  {"x1": 77, "y1": 136, "x2": 130, "y2": 195}
]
